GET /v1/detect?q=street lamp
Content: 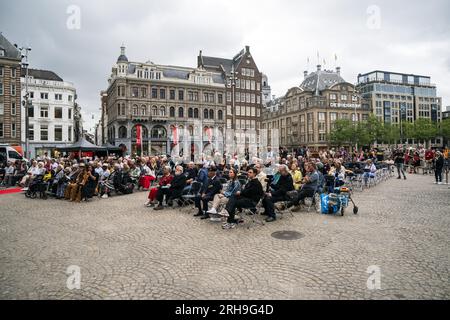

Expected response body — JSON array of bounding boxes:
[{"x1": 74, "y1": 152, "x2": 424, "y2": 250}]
[
  {"x1": 228, "y1": 65, "x2": 238, "y2": 156},
  {"x1": 19, "y1": 46, "x2": 31, "y2": 159}
]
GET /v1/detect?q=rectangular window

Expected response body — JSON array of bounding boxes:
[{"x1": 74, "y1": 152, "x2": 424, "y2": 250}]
[
  {"x1": 170, "y1": 89, "x2": 176, "y2": 100},
  {"x1": 0, "y1": 66, "x2": 3, "y2": 77},
  {"x1": 54, "y1": 107, "x2": 63, "y2": 119},
  {"x1": 0, "y1": 103, "x2": 4, "y2": 115},
  {"x1": 11, "y1": 68, "x2": 16, "y2": 78},
  {"x1": 28, "y1": 105, "x2": 34, "y2": 117},
  {"x1": 68, "y1": 95, "x2": 72, "y2": 102},
  {"x1": 132, "y1": 87, "x2": 138, "y2": 97},
  {"x1": 141, "y1": 87, "x2": 147, "y2": 98},
  {"x1": 55, "y1": 94, "x2": 63, "y2": 100},
  {"x1": 178, "y1": 90, "x2": 184, "y2": 100},
  {"x1": 11, "y1": 123, "x2": 16, "y2": 138},
  {"x1": 41, "y1": 92, "x2": 48, "y2": 99},
  {"x1": 341, "y1": 94, "x2": 347, "y2": 101},
  {"x1": 29, "y1": 124, "x2": 34, "y2": 140},
  {"x1": 236, "y1": 105, "x2": 241, "y2": 116},
  {"x1": 40, "y1": 125, "x2": 48, "y2": 141},
  {"x1": 227, "y1": 92, "x2": 231, "y2": 102},
  {"x1": 68, "y1": 126, "x2": 72, "y2": 142},
  {"x1": 160, "y1": 88, "x2": 166, "y2": 99},
  {"x1": 54, "y1": 125, "x2": 62, "y2": 142},
  {"x1": 0, "y1": 122, "x2": 3, "y2": 137},
  {"x1": 30, "y1": 92, "x2": 34, "y2": 99},
  {"x1": 11, "y1": 102, "x2": 16, "y2": 115},
  {"x1": 0, "y1": 82, "x2": 3, "y2": 95},
  {"x1": 152, "y1": 88, "x2": 158, "y2": 99},
  {"x1": 68, "y1": 108, "x2": 72, "y2": 119},
  {"x1": 11, "y1": 84, "x2": 16, "y2": 96},
  {"x1": 236, "y1": 79, "x2": 240, "y2": 88},
  {"x1": 218, "y1": 94, "x2": 223, "y2": 104},
  {"x1": 236, "y1": 92, "x2": 240, "y2": 103},
  {"x1": 251, "y1": 81, "x2": 255, "y2": 91},
  {"x1": 256, "y1": 82, "x2": 260, "y2": 91},
  {"x1": 40, "y1": 106, "x2": 49, "y2": 118}
]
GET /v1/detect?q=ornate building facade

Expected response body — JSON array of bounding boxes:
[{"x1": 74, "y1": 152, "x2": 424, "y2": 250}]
[
  {"x1": 262, "y1": 65, "x2": 371, "y2": 150},
  {"x1": 104, "y1": 46, "x2": 226, "y2": 157}
]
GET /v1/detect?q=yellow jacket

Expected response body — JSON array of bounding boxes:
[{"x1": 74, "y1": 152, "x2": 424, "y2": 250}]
[{"x1": 291, "y1": 169, "x2": 303, "y2": 190}]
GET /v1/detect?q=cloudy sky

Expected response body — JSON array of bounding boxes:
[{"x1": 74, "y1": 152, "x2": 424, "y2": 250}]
[{"x1": 1, "y1": 0, "x2": 449, "y2": 132}]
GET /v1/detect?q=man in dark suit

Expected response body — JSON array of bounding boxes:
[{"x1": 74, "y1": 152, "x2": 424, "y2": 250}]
[
  {"x1": 262, "y1": 164, "x2": 294, "y2": 222},
  {"x1": 222, "y1": 168, "x2": 264, "y2": 229},
  {"x1": 194, "y1": 166, "x2": 222, "y2": 219}
]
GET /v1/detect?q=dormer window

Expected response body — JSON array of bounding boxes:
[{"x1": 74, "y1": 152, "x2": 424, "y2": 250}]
[{"x1": 0, "y1": 49, "x2": 5, "y2": 57}]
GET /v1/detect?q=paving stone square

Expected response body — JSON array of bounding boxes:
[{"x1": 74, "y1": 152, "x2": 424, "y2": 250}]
[{"x1": 0, "y1": 174, "x2": 449, "y2": 299}]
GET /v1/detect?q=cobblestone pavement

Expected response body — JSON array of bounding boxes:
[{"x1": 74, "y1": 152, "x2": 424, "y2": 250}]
[{"x1": 0, "y1": 173, "x2": 449, "y2": 300}]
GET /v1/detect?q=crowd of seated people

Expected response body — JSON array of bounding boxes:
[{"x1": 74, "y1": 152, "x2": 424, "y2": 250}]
[{"x1": 6, "y1": 146, "x2": 404, "y2": 224}]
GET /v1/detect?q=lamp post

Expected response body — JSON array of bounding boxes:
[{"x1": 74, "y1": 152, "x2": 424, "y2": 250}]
[
  {"x1": 19, "y1": 46, "x2": 31, "y2": 159},
  {"x1": 228, "y1": 65, "x2": 238, "y2": 156}
]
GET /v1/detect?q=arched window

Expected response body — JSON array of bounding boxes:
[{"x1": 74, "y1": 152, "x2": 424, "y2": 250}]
[
  {"x1": 160, "y1": 106, "x2": 166, "y2": 116},
  {"x1": 170, "y1": 107, "x2": 175, "y2": 117},
  {"x1": 204, "y1": 109, "x2": 209, "y2": 119},
  {"x1": 141, "y1": 105, "x2": 146, "y2": 116},
  {"x1": 188, "y1": 125, "x2": 194, "y2": 136},
  {"x1": 132, "y1": 105, "x2": 138, "y2": 116},
  {"x1": 194, "y1": 108, "x2": 199, "y2": 118},
  {"x1": 178, "y1": 107, "x2": 184, "y2": 118},
  {"x1": 209, "y1": 109, "x2": 214, "y2": 119},
  {"x1": 152, "y1": 106, "x2": 158, "y2": 116},
  {"x1": 118, "y1": 126, "x2": 127, "y2": 139},
  {"x1": 188, "y1": 108, "x2": 193, "y2": 118},
  {"x1": 218, "y1": 110, "x2": 223, "y2": 120},
  {"x1": 151, "y1": 125, "x2": 167, "y2": 139}
]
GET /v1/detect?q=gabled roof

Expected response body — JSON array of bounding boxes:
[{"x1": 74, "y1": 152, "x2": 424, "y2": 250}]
[
  {"x1": 199, "y1": 47, "x2": 247, "y2": 75},
  {"x1": 0, "y1": 33, "x2": 21, "y2": 61},
  {"x1": 20, "y1": 68, "x2": 63, "y2": 81}
]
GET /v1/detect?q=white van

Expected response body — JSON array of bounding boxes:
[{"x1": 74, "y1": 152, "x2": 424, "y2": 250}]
[{"x1": 0, "y1": 144, "x2": 26, "y2": 166}]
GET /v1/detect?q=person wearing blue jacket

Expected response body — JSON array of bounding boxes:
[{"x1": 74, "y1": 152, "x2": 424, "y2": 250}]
[{"x1": 207, "y1": 168, "x2": 241, "y2": 215}]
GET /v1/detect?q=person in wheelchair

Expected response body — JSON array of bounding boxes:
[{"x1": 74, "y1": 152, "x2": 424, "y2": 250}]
[
  {"x1": 290, "y1": 162, "x2": 320, "y2": 209},
  {"x1": 262, "y1": 164, "x2": 294, "y2": 223},
  {"x1": 327, "y1": 160, "x2": 346, "y2": 189}
]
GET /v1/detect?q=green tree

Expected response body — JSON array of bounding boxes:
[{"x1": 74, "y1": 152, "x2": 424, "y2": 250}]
[
  {"x1": 413, "y1": 118, "x2": 438, "y2": 147},
  {"x1": 440, "y1": 118, "x2": 450, "y2": 141},
  {"x1": 328, "y1": 119, "x2": 354, "y2": 147},
  {"x1": 365, "y1": 114, "x2": 384, "y2": 145},
  {"x1": 381, "y1": 123, "x2": 400, "y2": 145}
]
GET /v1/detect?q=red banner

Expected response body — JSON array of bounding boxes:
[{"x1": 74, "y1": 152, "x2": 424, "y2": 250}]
[
  {"x1": 172, "y1": 126, "x2": 178, "y2": 145},
  {"x1": 205, "y1": 127, "x2": 213, "y2": 143},
  {"x1": 136, "y1": 125, "x2": 142, "y2": 146}
]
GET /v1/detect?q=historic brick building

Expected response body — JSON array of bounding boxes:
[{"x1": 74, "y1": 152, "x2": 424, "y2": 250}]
[
  {"x1": 0, "y1": 33, "x2": 22, "y2": 145},
  {"x1": 198, "y1": 46, "x2": 263, "y2": 153}
]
